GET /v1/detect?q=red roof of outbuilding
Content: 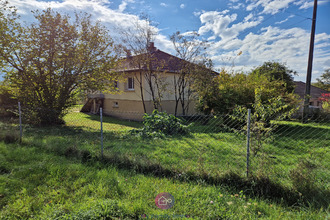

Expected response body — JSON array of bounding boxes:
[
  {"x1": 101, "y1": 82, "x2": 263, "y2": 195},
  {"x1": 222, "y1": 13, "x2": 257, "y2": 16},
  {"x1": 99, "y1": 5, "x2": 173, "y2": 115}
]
[{"x1": 294, "y1": 81, "x2": 329, "y2": 99}]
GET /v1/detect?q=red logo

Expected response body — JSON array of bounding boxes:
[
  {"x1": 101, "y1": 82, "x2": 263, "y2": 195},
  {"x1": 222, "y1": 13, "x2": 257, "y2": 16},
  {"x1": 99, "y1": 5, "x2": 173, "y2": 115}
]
[{"x1": 155, "y1": 192, "x2": 175, "y2": 209}]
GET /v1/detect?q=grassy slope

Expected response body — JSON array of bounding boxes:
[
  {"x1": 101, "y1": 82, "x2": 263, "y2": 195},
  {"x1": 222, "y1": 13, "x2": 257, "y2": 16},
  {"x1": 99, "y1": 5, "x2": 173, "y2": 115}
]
[{"x1": 0, "y1": 110, "x2": 329, "y2": 219}]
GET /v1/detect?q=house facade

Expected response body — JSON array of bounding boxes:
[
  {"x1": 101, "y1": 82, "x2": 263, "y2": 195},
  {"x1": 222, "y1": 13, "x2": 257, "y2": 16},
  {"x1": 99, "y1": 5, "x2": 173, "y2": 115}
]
[{"x1": 81, "y1": 43, "x2": 210, "y2": 120}]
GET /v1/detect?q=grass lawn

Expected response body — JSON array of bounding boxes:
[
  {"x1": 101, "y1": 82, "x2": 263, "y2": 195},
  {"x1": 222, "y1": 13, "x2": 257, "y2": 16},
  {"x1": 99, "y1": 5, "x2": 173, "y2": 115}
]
[{"x1": 0, "y1": 108, "x2": 329, "y2": 219}]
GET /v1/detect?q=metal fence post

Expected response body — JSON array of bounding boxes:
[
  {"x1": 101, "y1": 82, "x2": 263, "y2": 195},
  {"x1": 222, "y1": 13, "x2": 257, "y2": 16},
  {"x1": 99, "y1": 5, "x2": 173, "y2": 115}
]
[
  {"x1": 18, "y1": 102, "x2": 22, "y2": 143},
  {"x1": 246, "y1": 109, "x2": 251, "y2": 177},
  {"x1": 100, "y1": 107, "x2": 104, "y2": 159}
]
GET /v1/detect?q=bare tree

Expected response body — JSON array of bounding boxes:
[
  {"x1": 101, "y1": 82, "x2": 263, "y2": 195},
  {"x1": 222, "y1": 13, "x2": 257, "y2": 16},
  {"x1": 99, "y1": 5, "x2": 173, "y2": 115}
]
[
  {"x1": 170, "y1": 31, "x2": 208, "y2": 115},
  {"x1": 117, "y1": 15, "x2": 167, "y2": 112}
]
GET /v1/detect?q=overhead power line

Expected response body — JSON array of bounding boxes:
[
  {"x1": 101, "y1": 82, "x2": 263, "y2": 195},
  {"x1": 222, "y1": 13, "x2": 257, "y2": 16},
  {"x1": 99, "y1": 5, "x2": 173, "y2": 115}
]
[
  {"x1": 282, "y1": 18, "x2": 310, "y2": 29},
  {"x1": 262, "y1": 3, "x2": 313, "y2": 20}
]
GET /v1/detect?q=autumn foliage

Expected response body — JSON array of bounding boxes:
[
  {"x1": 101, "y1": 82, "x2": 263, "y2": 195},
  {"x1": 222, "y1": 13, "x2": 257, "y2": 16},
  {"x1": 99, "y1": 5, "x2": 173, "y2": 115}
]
[
  {"x1": 0, "y1": 5, "x2": 118, "y2": 124},
  {"x1": 319, "y1": 93, "x2": 330, "y2": 113}
]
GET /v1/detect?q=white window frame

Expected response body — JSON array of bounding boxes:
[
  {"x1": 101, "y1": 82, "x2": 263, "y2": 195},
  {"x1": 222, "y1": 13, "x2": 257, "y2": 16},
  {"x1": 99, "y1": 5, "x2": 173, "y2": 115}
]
[{"x1": 127, "y1": 77, "x2": 134, "y2": 91}]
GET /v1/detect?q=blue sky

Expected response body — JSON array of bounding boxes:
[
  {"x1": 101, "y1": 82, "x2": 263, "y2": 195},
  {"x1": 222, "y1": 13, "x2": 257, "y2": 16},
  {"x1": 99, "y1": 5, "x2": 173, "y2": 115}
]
[{"x1": 7, "y1": 0, "x2": 330, "y2": 82}]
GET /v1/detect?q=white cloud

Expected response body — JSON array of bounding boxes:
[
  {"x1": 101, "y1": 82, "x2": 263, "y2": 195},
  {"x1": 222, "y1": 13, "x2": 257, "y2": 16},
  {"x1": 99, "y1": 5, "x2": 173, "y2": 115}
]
[
  {"x1": 118, "y1": 2, "x2": 128, "y2": 12},
  {"x1": 244, "y1": 13, "x2": 254, "y2": 22},
  {"x1": 295, "y1": 0, "x2": 313, "y2": 9},
  {"x1": 207, "y1": 26, "x2": 330, "y2": 81},
  {"x1": 193, "y1": 11, "x2": 202, "y2": 17},
  {"x1": 6, "y1": 0, "x2": 330, "y2": 82},
  {"x1": 246, "y1": 0, "x2": 260, "y2": 11},
  {"x1": 8, "y1": 0, "x2": 138, "y2": 27},
  {"x1": 246, "y1": 0, "x2": 295, "y2": 14},
  {"x1": 155, "y1": 34, "x2": 175, "y2": 53},
  {"x1": 247, "y1": 0, "x2": 330, "y2": 15},
  {"x1": 160, "y1": 3, "x2": 168, "y2": 7},
  {"x1": 181, "y1": 31, "x2": 197, "y2": 36},
  {"x1": 230, "y1": 3, "x2": 245, "y2": 10},
  {"x1": 295, "y1": 0, "x2": 329, "y2": 9},
  {"x1": 220, "y1": 9, "x2": 230, "y2": 15},
  {"x1": 263, "y1": 0, "x2": 295, "y2": 14},
  {"x1": 275, "y1": 15, "x2": 294, "y2": 24},
  {"x1": 118, "y1": 0, "x2": 134, "y2": 13},
  {"x1": 7, "y1": 0, "x2": 174, "y2": 51},
  {"x1": 198, "y1": 11, "x2": 263, "y2": 41},
  {"x1": 180, "y1": 4, "x2": 185, "y2": 9},
  {"x1": 208, "y1": 36, "x2": 216, "y2": 41}
]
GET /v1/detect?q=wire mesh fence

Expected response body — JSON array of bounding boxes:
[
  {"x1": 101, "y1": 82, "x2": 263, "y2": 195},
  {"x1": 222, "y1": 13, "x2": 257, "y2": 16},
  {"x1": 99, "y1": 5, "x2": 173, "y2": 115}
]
[{"x1": 1, "y1": 103, "x2": 329, "y2": 207}]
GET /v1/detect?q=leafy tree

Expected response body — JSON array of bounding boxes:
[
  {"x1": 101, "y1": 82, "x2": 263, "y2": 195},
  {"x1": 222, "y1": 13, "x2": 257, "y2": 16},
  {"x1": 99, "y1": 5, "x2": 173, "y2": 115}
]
[
  {"x1": 0, "y1": 6, "x2": 118, "y2": 124},
  {"x1": 233, "y1": 89, "x2": 299, "y2": 156},
  {"x1": 196, "y1": 71, "x2": 248, "y2": 114},
  {"x1": 312, "y1": 69, "x2": 330, "y2": 91},
  {"x1": 197, "y1": 70, "x2": 299, "y2": 116},
  {"x1": 250, "y1": 61, "x2": 297, "y2": 92},
  {"x1": 195, "y1": 61, "x2": 299, "y2": 117},
  {"x1": 231, "y1": 88, "x2": 299, "y2": 177}
]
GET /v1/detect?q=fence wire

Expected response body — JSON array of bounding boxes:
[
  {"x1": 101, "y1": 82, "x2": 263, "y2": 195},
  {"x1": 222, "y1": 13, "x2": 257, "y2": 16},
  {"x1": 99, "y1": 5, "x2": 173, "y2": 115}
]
[{"x1": 1, "y1": 104, "x2": 329, "y2": 207}]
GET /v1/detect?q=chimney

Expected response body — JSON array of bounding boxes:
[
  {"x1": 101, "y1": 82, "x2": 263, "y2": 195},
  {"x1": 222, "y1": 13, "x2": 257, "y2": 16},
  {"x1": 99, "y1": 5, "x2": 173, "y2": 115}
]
[
  {"x1": 124, "y1": 49, "x2": 131, "y2": 58},
  {"x1": 147, "y1": 42, "x2": 156, "y2": 52}
]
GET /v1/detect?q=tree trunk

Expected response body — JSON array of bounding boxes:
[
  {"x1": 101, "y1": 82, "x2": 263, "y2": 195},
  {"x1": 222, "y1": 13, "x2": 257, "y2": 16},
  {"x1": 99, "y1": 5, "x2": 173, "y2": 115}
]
[{"x1": 137, "y1": 71, "x2": 147, "y2": 113}]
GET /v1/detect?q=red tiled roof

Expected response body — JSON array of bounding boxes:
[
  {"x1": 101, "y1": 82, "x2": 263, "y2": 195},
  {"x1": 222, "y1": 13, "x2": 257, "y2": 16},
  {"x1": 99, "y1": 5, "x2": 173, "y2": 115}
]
[{"x1": 117, "y1": 46, "x2": 217, "y2": 75}]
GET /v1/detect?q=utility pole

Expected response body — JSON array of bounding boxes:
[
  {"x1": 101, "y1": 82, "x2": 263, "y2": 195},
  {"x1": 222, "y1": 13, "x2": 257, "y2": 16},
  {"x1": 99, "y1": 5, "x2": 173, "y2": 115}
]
[{"x1": 302, "y1": 0, "x2": 318, "y2": 122}]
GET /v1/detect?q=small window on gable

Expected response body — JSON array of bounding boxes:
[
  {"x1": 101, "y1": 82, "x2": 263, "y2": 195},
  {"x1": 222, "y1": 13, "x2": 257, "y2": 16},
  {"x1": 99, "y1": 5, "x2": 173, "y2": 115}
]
[
  {"x1": 127, "y1": 77, "x2": 134, "y2": 90},
  {"x1": 113, "y1": 101, "x2": 119, "y2": 108}
]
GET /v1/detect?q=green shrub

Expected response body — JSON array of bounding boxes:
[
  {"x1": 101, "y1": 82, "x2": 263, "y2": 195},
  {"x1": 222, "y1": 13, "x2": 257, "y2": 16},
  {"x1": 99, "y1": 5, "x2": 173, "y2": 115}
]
[{"x1": 131, "y1": 110, "x2": 190, "y2": 138}]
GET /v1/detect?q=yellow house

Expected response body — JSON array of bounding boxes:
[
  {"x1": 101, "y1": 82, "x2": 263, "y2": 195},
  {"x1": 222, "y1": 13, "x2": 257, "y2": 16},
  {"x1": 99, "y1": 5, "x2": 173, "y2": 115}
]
[{"x1": 81, "y1": 43, "x2": 213, "y2": 120}]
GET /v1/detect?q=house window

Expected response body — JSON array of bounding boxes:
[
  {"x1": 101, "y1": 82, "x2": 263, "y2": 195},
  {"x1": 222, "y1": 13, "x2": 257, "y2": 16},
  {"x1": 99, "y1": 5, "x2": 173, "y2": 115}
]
[
  {"x1": 113, "y1": 101, "x2": 119, "y2": 108},
  {"x1": 309, "y1": 102, "x2": 313, "y2": 106},
  {"x1": 114, "y1": 81, "x2": 118, "y2": 88},
  {"x1": 127, "y1": 77, "x2": 134, "y2": 90}
]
